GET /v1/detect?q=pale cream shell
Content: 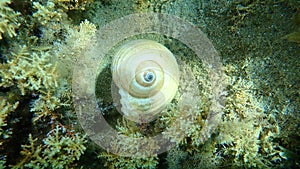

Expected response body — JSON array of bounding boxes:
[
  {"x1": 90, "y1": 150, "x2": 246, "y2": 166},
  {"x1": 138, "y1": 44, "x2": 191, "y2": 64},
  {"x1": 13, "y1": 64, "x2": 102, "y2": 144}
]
[{"x1": 112, "y1": 39, "x2": 180, "y2": 122}]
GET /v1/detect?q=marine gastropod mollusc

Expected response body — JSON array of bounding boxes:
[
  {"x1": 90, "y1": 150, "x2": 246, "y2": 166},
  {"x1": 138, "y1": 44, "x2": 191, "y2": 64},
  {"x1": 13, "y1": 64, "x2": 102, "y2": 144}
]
[{"x1": 111, "y1": 39, "x2": 180, "y2": 122}]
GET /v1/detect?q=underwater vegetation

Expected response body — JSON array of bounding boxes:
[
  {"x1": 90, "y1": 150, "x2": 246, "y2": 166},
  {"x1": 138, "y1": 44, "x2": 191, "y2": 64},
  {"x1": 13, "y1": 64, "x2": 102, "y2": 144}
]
[
  {"x1": 284, "y1": 8, "x2": 300, "y2": 43},
  {"x1": 0, "y1": 0, "x2": 299, "y2": 168}
]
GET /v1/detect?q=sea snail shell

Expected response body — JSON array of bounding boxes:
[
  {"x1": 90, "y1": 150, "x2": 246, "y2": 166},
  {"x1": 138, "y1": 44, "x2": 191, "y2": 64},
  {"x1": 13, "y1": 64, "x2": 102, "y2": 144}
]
[{"x1": 112, "y1": 39, "x2": 180, "y2": 122}]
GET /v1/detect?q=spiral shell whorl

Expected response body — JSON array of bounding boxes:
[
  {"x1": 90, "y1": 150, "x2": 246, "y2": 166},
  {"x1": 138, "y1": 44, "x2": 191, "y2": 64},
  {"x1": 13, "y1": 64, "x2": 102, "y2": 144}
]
[{"x1": 112, "y1": 39, "x2": 180, "y2": 122}]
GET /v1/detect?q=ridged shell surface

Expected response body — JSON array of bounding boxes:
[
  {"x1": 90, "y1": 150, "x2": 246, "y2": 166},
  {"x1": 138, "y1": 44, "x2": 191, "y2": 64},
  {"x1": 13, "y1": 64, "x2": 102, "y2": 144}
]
[{"x1": 112, "y1": 39, "x2": 180, "y2": 122}]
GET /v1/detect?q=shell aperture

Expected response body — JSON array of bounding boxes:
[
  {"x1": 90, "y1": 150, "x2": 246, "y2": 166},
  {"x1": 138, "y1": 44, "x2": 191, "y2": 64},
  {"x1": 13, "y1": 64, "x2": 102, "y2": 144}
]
[{"x1": 112, "y1": 39, "x2": 180, "y2": 123}]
